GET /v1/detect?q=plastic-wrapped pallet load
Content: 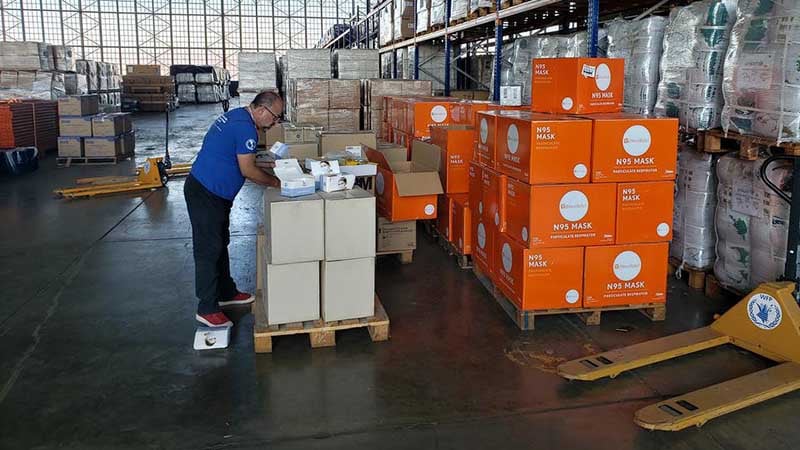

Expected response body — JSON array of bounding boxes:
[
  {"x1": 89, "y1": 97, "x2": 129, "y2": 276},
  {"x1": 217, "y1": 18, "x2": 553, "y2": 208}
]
[
  {"x1": 671, "y1": 150, "x2": 718, "y2": 270},
  {"x1": 470, "y1": 0, "x2": 493, "y2": 14},
  {"x1": 606, "y1": 17, "x2": 667, "y2": 115},
  {"x1": 450, "y1": 0, "x2": 469, "y2": 23},
  {"x1": 333, "y1": 49, "x2": 380, "y2": 79},
  {"x1": 714, "y1": 154, "x2": 790, "y2": 293},
  {"x1": 722, "y1": 1, "x2": 800, "y2": 143},
  {"x1": 238, "y1": 52, "x2": 277, "y2": 93},
  {"x1": 0, "y1": 42, "x2": 53, "y2": 71},
  {"x1": 178, "y1": 84, "x2": 196, "y2": 103},
  {"x1": 282, "y1": 49, "x2": 331, "y2": 98},
  {"x1": 655, "y1": 0, "x2": 737, "y2": 130},
  {"x1": 397, "y1": 47, "x2": 411, "y2": 79},
  {"x1": 76, "y1": 60, "x2": 99, "y2": 93},
  {"x1": 417, "y1": 0, "x2": 431, "y2": 34},
  {"x1": 197, "y1": 84, "x2": 219, "y2": 103},
  {"x1": 411, "y1": 43, "x2": 458, "y2": 92},
  {"x1": 379, "y1": 7, "x2": 394, "y2": 46},
  {"x1": 0, "y1": 71, "x2": 64, "y2": 100},
  {"x1": 51, "y1": 46, "x2": 76, "y2": 72},
  {"x1": 430, "y1": 0, "x2": 446, "y2": 27},
  {"x1": 381, "y1": 52, "x2": 393, "y2": 78},
  {"x1": 394, "y1": 0, "x2": 415, "y2": 41}
]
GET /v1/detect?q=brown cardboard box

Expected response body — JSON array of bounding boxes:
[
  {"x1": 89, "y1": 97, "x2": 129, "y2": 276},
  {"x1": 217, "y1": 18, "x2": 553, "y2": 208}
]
[
  {"x1": 259, "y1": 123, "x2": 285, "y2": 147},
  {"x1": 329, "y1": 79, "x2": 360, "y2": 109},
  {"x1": 122, "y1": 75, "x2": 174, "y2": 86},
  {"x1": 283, "y1": 125, "x2": 306, "y2": 143},
  {"x1": 377, "y1": 218, "x2": 417, "y2": 252},
  {"x1": 287, "y1": 143, "x2": 319, "y2": 159},
  {"x1": 377, "y1": 142, "x2": 408, "y2": 162},
  {"x1": 58, "y1": 95, "x2": 99, "y2": 116},
  {"x1": 84, "y1": 135, "x2": 123, "y2": 157},
  {"x1": 319, "y1": 132, "x2": 378, "y2": 154},
  {"x1": 126, "y1": 64, "x2": 161, "y2": 75},
  {"x1": 92, "y1": 113, "x2": 132, "y2": 137},
  {"x1": 57, "y1": 137, "x2": 84, "y2": 157},
  {"x1": 59, "y1": 116, "x2": 94, "y2": 137},
  {"x1": 301, "y1": 125, "x2": 323, "y2": 142}
]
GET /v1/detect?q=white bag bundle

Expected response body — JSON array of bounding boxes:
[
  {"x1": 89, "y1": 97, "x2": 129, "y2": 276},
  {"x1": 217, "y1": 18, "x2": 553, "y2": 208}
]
[
  {"x1": 722, "y1": 0, "x2": 800, "y2": 143},
  {"x1": 713, "y1": 154, "x2": 790, "y2": 292},
  {"x1": 607, "y1": 17, "x2": 667, "y2": 115},
  {"x1": 655, "y1": 0, "x2": 737, "y2": 130},
  {"x1": 671, "y1": 150, "x2": 718, "y2": 270}
]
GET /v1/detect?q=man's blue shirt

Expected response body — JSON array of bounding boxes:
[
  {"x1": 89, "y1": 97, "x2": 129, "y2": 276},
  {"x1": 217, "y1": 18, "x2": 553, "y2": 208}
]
[{"x1": 190, "y1": 107, "x2": 258, "y2": 201}]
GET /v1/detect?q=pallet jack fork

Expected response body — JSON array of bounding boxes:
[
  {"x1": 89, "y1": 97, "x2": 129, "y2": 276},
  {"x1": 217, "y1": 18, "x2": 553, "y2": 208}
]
[
  {"x1": 558, "y1": 154, "x2": 800, "y2": 431},
  {"x1": 54, "y1": 157, "x2": 168, "y2": 199}
]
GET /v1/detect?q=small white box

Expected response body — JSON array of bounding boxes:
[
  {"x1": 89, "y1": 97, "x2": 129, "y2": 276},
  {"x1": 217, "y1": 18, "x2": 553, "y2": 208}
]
[
  {"x1": 320, "y1": 173, "x2": 356, "y2": 192},
  {"x1": 500, "y1": 85, "x2": 522, "y2": 106},
  {"x1": 321, "y1": 257, "x2": 375, "y2": 322},
  {"x1": 319, "y1": 187, "x2": 376, "y2": 260},
  {"x1": 273, "y1": 158, "x2": 315, "y2": 197},
  {"x1": 262, "y1": 260, "x2": 320, "y2": 325},
  {"x1": 338, "y1": 162, "x2": 378, "y2": 177},
  {"x1": 263, "y1": 189, "x2": 324, "y2": 264}
]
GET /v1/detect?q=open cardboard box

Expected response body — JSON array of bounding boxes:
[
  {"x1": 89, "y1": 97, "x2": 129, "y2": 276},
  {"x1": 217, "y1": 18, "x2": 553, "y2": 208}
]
[{"x1": 367, "y1": 140, "x2": 444, "y2": 221}]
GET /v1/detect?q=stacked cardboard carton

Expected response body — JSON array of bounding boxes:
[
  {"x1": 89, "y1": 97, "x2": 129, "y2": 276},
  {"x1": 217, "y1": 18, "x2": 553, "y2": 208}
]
[
  {"x1": 172, "y1": 65, "x2": 230, "y2": 104},
  {"x1": 57, "y1": 94, "x2": 134, "y2": 159},
  {"x1": 362, "y1": 79, "x2": 433, "y2": 135},
  {"x1": 470, "y1": 57, "x2": 678, "y2": 318},
  {"x1": 289, "y1": 78, "x2": 361, "y2": 132},
  {"x1": 394, "y1": 0, "x2": 415, "y2": 42},
  {"x1": 76, "y1": 60, "x2": 122, "y2": 112},
  {"x1": 332, "y1": 49, "x2": 380, "y2": 79},
  {"x1": 122, "y1": 65, "x2": 177, "y2": 112},
  {"x1": 383, "y1": 96, "x2": 466, "y2": 150},
  {"x1": 260, "y1": 187, "x2": 376, "y2": 325}
]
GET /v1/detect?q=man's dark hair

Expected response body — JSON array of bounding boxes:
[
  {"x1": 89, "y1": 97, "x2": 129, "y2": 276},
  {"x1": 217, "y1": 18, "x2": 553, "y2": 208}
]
[{"x1": 251, "y1": 91, "x2": 282, "y2": 109}]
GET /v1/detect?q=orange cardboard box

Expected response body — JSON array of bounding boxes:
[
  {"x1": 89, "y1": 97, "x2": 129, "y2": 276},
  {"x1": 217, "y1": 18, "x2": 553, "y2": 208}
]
[
  {"x1": 531, "y1": 58, "x2": 624, "y2": 114},
  {"x1": 430, "y1": 125, "x2": 475, "y2": 194},
  {"x1": 586, "y1": 113, "x2": 678, "y2": 182},
  {"x1": 367, "y1": 140, "x2": 444, "y2": 221},
  {"x1": 468, "y1": 161, "x2": 483, "y2": 220},
  {"x1": 583, "y1": 243, "x2": 668, "y2": 307},
  {"x1": 616, "y1": 181, "x2": 675, "y2": 244},
  {"x1": 396, "y1": 97, "x2": 461, "y2": 139},
  {"x1": 495, "y1": 111, "x2": 592, "y2": 184},
  {"x1": 436, "y1": 194, "x2": 453, "y2": 240},
  {"x1": 451, "y1": 195, "x2": 471, "y2": 255},
  {"x1": 481, "y1": 165, "x2": 506, "y2": 232},
  {"x1": 494, "y1": 234, "x2": 584, "y2": 310},
  {"x1": 503, "y1": 179, "x2": 616, "y2": 247},
  {"x1": 450, "y1": 100, "x2": 493, "y2": 126},
  {"x1": 472, "y1": 214, "x2": 495, "y2": 280}
]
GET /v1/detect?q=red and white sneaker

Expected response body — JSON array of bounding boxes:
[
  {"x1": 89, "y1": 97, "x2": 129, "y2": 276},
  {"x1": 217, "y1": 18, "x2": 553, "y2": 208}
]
[
  {"x1": 196, "y1": 312, "x2": 233, "y2": 328},
  {"x1": 218, "y1": 291, "x2": 255, "y2": 307}
]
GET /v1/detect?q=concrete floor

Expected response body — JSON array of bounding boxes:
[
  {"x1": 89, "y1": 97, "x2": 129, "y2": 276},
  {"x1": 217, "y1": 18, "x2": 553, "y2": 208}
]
[{"x1": 0, "y1": 103, "x2": 797, "y2": 449}]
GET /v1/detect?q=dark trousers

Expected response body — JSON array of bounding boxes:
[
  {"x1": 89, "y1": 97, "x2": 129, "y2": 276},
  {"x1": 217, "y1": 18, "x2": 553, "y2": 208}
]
[{"x1": 184, "y1": 174, "x2": 238, "y2": 315}]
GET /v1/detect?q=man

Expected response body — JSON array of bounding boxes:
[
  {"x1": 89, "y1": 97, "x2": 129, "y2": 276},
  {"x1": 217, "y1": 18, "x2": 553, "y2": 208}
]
[{"x1": 185, "y1": 91, "x2": 283, "y2": 327}]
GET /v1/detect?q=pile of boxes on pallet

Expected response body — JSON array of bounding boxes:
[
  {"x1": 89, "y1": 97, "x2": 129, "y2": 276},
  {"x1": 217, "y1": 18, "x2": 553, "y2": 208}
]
[
  {"x1": 289, "y1": 79, "x2": 361, "y2": 132},
  {"x1": 57, "y1": 95, "x2": 134, "y2": 159},
  {"x1": 174, "y1": 66, "x2": 231, "y2": 104},
  {"x1": 280, "y1": 49, "x2": 332, "y2": 118},
  {"x1": 121, "y1": 65, "x2": 177, "y2": 112},
  {"x1": 0, "y1": 42, "x2": 93, "y2": 101},
  {"x1": 362, "y1": 79, "x2": 433, "y2": 135},
  {"x1": 332, "y1": 49, "x2": 380, "y2": 79},
  {"x1": 468, "y1": 57, "x2": 678, "y2": 315},
  {"x1": 237, "y1": 52, "x2": 278, "y2": 105}
]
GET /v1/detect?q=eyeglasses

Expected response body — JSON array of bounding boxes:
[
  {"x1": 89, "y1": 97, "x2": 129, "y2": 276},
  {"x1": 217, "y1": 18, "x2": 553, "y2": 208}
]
[{"x1": 262, "y1": 104, "x2": 283, "y2": 123}]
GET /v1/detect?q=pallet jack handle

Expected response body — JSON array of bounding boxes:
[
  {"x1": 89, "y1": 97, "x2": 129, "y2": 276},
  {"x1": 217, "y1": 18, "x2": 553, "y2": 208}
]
[
  {"x1": 163, "y1": 105, "x2": 172, "y2": 170},
  {"x1": 760, "y1": 154, "x2": 800, "y2": 303}
]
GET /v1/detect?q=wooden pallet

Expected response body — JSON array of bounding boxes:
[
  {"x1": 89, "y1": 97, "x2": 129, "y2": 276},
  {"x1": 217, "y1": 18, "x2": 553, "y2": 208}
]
[
  {"x1": 703, "y1": 273, "x2": 746, "y2": 301},
  {"x1": 57, "y1": 153, "x2": 134, "y2": 167},
  {"x1": 667, "y1": 257, "x2": 710, "y2": 291},
  {"x1": 450, "y1": 17, "x2": 469, "y2": 25},
  {"x1": 501, "y1": 0, "x2": 524, "y2": 9},
  {"x1": 697, "y1": 129, "x2": 800, "y2": 160},
  {"x1": 423, "y1": 220, "x2": 472, "y2": 269},
  {"x1": 253, "y1": 293, "x2": 389, "y2": 353},
  {"x1": 376, "y1": 249, "x2": 414, "y2": 264},
  {"x1": 473, "y1": 266, "x2": 665, "y2": 331},
  {"x1": 429, "y1": 23, "x2": 445, "y2": 32}
]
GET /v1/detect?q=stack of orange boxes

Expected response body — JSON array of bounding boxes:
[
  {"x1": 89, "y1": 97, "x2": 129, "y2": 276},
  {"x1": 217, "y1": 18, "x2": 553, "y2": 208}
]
[
  {"x1": 382, "y1": 96, "x2": 465, "y2": 156},
  {"x1": 470, "y1": 57, "x2": 679, "y2": 319}
]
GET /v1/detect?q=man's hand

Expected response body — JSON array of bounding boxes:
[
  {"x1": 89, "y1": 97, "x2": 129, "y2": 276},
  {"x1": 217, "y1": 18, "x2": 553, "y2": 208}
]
[
  {"x1": 238, "y1": 153, "x2": 280, "y2": 187},
  {"x1": 254, "y1": 159, "x2": 276, "y2": 169}
]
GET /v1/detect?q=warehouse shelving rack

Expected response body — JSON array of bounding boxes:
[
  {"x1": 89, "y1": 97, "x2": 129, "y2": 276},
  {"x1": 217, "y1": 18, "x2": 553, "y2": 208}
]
[{"x1": 322, "y1": 0, "x2": 676, "y2": 100}]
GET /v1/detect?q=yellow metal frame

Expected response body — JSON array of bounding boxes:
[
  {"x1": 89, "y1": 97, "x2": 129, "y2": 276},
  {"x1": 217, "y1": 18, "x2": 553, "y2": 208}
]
[
  {"x1": 136, "y1": 162, "x2": 191, "y2": 177},
  {"x1": 54, "y1": 157, "x2": 166, "y2": 199},
  {"x1": 557, "y1": 281, "x2": 800, "y2": 431}
]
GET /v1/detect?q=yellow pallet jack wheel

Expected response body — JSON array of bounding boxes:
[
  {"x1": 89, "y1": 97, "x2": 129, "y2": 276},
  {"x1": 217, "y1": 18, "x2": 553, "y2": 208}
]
[{"x1": 558, "y1": 154, "x2": 800, "y2": 431}]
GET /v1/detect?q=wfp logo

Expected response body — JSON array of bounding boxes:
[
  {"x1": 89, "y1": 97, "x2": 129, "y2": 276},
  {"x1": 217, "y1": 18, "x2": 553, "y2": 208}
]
[{"x1": 747, "y1": 293, "x2": 782, "y2": 330}]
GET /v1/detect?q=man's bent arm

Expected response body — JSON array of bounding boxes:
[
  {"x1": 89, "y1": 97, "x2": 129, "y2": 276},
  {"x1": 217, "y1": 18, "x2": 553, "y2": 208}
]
[{"x1": 237, "y1": 153, "x2": 279, "y2": 187}]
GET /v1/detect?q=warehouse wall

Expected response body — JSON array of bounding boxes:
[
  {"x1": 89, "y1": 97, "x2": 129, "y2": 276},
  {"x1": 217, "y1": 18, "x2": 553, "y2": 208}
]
[{"x1": 0, "y1": 0, "x2": 366, "y2": 77}]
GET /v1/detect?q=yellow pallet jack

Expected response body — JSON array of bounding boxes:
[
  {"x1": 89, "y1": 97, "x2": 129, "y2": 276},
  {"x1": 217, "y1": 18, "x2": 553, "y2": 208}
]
[
  {"x1": 558, "y1": 154, "x2": 800, "y2": 431},
  {"x1": 54, "y1": 157, "x2": 168, "y2": 199}
]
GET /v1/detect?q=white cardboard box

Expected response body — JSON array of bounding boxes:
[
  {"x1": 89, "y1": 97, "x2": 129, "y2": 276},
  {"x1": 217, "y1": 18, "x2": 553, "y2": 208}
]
[
  {"x1": 263, "y1": 189, "x2": 324, "y2": 264},
  {"x1": 273, "y1": 158, "x2": 315, "y2": 197},
  {"x1": 321, "y1": 257, "x2": 375, "y2": 321},
  {"x1": 319, "y1": 188, "x2": 376, "y2": 261},
  {"x1": 262, "y1": 260, "x2": 320, "y2": 325}
]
